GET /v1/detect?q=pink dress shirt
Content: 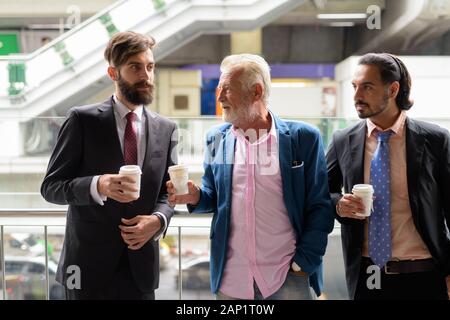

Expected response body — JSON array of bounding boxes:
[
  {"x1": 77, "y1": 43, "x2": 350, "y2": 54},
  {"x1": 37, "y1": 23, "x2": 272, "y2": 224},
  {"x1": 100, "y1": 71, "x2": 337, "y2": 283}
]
[{"x1": 219, "y1": 115, "x2": 297, "y2": 299}]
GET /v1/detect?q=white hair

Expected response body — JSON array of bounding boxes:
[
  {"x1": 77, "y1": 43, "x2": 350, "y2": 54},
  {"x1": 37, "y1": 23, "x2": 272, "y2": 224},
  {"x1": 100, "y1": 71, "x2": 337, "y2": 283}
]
[{"x1": 220, "y1": 54, "x2": 271, "y2": 105}]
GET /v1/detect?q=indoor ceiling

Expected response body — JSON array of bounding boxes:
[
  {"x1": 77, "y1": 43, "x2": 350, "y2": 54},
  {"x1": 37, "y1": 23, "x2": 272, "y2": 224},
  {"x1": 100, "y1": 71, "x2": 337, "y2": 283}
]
[
  {"x1": 0, "y1": 0, "x2": 385, "y2": 29},
  {"x1": 273, "y1": 0, "x2": 386, "y2": 26}
]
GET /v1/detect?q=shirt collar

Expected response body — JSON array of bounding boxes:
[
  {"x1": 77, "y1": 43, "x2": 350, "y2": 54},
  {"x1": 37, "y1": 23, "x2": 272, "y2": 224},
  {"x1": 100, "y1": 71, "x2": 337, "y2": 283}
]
[
  {"x1": 231, "y1": 109, "x2": 276, "y2": 144},
  {"x1": 366, "y1": 110, "x2": 406, "y2": 138},
  {"x1": 113, "y1": 95, "x2": 143, "y2": 122}
]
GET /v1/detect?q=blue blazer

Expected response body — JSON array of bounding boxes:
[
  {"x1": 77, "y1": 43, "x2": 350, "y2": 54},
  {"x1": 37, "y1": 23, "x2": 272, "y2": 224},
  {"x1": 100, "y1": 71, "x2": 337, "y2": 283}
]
[{"x1": 189, "y1": 114, "x2": 334, "y2": 296}]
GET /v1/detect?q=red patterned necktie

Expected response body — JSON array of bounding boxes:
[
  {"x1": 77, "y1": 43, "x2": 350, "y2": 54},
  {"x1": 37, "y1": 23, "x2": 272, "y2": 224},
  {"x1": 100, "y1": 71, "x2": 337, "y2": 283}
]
[{"x1": 124, "y1": 112, "x2": 137, "y2": 165}]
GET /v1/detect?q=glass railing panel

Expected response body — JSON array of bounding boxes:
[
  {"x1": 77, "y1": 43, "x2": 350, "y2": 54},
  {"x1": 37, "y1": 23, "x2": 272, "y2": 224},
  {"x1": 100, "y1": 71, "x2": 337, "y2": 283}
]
[
  {"x1": 47, "y1": 226, "x2": 66, "y2": 300},
  {"x1": 156, "y1": 226, "x2": 179, "y2": 300},
  {"x1": 2, "y1": 226, "x2": 46, "y2": 300},
  {"x1": 0, "y1": 210, "x2": 354, "y2": 300},
  {"x1": 179, "y1": 226, "x2": 213, "y2": 300},
  {"x1": 322, "y1": 226, "x2": 348, "y2": 300}
]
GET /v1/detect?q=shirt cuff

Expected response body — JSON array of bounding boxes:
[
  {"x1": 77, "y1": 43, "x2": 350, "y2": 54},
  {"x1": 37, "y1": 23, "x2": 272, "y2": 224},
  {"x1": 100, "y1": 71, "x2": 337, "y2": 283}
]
[
  {"x1": 152, "y1": 212, "x2": 167, "y2": 241},
  {"x1": 90, "y1": 175, "x2": 107, "y2": 206}
]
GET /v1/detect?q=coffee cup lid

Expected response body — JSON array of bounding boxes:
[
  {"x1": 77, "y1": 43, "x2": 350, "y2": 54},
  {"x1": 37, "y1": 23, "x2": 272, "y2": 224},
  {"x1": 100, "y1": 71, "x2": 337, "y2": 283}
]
[
  {"x1": 352, "y1": 184, "x2": 373, "y2": 192},
  {"x1": 119, "y1": 165, "x2": 142, "y2": 174},
  {"x1": 168, "y1": 164, "x2": 188, "y2": 172}
]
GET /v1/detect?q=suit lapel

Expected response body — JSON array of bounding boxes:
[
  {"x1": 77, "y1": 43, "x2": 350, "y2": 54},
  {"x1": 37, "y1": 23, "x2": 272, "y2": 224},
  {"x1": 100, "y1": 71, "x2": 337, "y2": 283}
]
[
  {"x1": 142, "y1": 108, "x2": 160, "y2": 174},
  {"x1": 405, "y1": 118, "x2": 425, "y2": 212},
  {"x1": 348, "y1": 122, "x2": 367, "y2": 187},
  {"x1": 276, "y1": 117, "x2": 293, "y2": 213},
  {"x1": 223, "y1": 129, "x2": 236, "y2": 207},
  {"x1": 97, "y1": 96, "x2": 124, "y2": 165}
]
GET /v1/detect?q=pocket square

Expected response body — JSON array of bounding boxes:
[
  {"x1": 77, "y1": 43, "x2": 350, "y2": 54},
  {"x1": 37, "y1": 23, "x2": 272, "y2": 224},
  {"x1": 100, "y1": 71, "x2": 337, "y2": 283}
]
[{"x1": 292, "y1": 160, "x2": 304, "y2": 168}]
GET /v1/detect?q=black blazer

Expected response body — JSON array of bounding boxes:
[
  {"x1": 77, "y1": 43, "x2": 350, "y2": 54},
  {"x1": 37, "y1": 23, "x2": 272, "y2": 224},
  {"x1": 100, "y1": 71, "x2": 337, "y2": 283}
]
[
  {"x1": 326, "y1": 117, "x2": 450, "y2": 299},
  {"x1": 41, "y1": 96, "x2": 177, "y2": 294}
]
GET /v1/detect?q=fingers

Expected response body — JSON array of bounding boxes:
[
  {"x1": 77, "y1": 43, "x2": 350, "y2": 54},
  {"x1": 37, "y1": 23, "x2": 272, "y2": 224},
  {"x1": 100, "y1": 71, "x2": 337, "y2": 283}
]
[
  {"x1": 120, "y1": 231, "x2": 141, "y2": 241},
  {"x1": 119, "y1": 215, "x2": 161, "y2": 250},
  {"x1": 117, "y1": 182, "x2": 139, "y2": 193},
  {"x1": 168, "y1": 194, "x2": 176, "y2": 207},
  {"x1": 167, "y1": 180, "x2": 200, "y2": 206},
  {"x1": 120, "y1": 232, "x2": 146, "y2": 249},
  {"x1": 112, "y1": 174, "x2": 136, "y2": 184},
  {"x1": 128, "y1": 241, "x2": 145, "y2": 250},
  {"x1": 120, "y1": 223, "x2": 152, "y2": 250},
  {"x1": 119, "y1": 225, "x2": 137, "y2": 234},
  {"x1": 166, "y1": 181, "x2": 176, "y2": 206},
  {"x1": 99, "y1": 174, "x2": 139, "y2": 203},
  {"x1": 187, "y1": 180, "x2": 196, "y2": 193},
  {"x1": 168, "y1": 194, "x2": 194, "y2": 206},
  {"x1": 166, "y1": 180, "x2": 174, "y2": 190},
  {"x1": 109, "y1": 192, "x2": 137, "y2": 203},
  {"x1": 121, "y1": 216, "x2": 140, "y2": 225},
  {"x1": 338, "y1": 194, "x2": 367, "y2": 219}
]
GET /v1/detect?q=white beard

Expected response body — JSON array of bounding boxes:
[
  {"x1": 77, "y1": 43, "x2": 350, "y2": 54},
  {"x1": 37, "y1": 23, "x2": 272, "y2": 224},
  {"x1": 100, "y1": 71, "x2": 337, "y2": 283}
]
[{"x1": 222, "y1": 103, "x2": 259, "y2": 127}]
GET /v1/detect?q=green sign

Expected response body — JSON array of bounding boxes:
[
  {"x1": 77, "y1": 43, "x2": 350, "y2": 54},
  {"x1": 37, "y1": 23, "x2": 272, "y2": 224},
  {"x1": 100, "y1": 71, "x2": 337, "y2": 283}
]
[
  {"x1": 54, "y1": 41, "x2": 75, "y2": 66},
  {"x1": 8, "y1": 62, "x2": 26, "y2": 96},
  {"x1": 0, "y1": 34, "x2": 20, "y2": 55},
  {"x1": 153, "y1": 0, "x2": 166, "y2": 10},
  {"x1": 99, "y1": 13, "x2": 119, "y2": 37}
]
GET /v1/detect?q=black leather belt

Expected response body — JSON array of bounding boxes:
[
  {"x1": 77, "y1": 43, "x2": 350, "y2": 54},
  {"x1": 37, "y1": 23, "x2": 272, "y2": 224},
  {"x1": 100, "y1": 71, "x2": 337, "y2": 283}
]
[{"x1": 362, "y1": 257, "x2": 436, "y2": 274}]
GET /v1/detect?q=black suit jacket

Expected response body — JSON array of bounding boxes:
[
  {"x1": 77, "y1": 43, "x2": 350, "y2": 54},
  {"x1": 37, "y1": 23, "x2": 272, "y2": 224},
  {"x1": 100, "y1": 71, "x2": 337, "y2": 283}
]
[
  {"x1": 326, "y1": 117, "x2": 450, "y2": 299},
  {"x1": 41, "y1": 96, "x2": 177, "y2": 294}
]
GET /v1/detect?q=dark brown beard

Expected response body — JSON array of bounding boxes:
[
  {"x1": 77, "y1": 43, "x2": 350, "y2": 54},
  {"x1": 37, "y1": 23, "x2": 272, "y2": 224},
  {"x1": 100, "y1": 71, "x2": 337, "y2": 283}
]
[{"x1": 118, "y1": 78, "x2": 154, "y2": 105}]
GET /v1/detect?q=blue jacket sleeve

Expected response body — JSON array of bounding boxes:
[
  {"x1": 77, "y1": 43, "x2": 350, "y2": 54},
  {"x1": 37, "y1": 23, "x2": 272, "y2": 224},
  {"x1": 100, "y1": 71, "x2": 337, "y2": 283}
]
[{"x1": 188, "y1": 132, "x2": 217, "y2": 213}]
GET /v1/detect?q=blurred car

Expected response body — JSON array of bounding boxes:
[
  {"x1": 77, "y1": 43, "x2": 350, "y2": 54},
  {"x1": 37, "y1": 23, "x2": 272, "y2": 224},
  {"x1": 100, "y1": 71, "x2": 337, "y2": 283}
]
[
  {"x1": 8, "y1": 233, "x2": 46, "y2": 257},
  {"x1": 175, "y1": 257, "x2": 210, "y2": 290},
  {"x1": 4, "y1": 256, "x2": 65, "y2": 300}
]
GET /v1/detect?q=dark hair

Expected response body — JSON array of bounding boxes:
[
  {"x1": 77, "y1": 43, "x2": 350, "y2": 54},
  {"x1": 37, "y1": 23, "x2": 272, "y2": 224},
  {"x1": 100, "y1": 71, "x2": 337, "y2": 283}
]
[
  {"x1": 358, "y1": 53, "x2": 413, "y2": 110},
  {"x1": 104, "y1": 31, "x2": 155, "y2": 68}
]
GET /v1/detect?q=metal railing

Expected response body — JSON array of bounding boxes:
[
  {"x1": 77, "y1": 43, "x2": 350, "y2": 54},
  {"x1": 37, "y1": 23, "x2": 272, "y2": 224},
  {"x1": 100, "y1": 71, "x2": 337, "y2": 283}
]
[
  {"x1": 0, "y1": 209, "x2": 346, "y2": 300},
  {"x1": 0, "y1": 208, "x2": 212, "y2": 300}
]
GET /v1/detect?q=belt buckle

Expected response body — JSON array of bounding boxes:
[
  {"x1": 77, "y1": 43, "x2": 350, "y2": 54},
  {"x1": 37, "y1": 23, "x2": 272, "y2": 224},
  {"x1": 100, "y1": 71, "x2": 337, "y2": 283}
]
[{"x1": 384, "y1": 258, "x2": 400, "y2": 274}]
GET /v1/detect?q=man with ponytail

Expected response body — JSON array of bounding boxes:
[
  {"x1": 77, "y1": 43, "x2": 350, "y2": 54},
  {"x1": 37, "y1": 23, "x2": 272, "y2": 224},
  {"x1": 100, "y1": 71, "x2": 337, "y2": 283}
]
[{"x1": 327, "y1": 53, "x2": 450, "y2": 300}]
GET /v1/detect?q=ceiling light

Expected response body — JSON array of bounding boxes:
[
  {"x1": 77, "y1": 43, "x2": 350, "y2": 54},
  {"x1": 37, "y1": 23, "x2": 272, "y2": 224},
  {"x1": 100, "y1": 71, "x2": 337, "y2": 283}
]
[
  {"x1": 328, "y1": 22, "x2": 355, "y2": 27},
  {"x1": 317, "y1": 13, "x2": 367, "y2": 20}
]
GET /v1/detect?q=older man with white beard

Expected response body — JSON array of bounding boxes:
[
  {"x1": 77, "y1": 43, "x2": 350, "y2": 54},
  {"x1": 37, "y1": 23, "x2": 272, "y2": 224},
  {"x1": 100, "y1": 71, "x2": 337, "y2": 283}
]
[{"x1": 167, "y1": 54, "x2": 334, "y2": 300}]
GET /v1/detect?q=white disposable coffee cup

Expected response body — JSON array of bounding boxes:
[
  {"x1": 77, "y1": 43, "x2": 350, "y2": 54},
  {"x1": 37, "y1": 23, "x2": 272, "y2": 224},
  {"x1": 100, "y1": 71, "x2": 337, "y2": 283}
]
[
  {"x1": 352, "y1": 184, "x2": 374, "y2": 217},
  {"x1": 119, "y1": 165, "x2": 142, "y2": 199},
  {"x1": 168, "y1": 164, "x2": 189, "y2": 195}
]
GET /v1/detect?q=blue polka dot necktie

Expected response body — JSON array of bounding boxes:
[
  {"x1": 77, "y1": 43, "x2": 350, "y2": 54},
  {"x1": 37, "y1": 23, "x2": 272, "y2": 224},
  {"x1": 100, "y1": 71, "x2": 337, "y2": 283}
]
[{"x1": 369, "y1": 130, "x2": 393, "y2": 268}]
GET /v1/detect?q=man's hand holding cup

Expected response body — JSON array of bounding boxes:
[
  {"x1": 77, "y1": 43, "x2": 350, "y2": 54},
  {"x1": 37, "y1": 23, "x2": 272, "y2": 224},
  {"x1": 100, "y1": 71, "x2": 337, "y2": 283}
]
[
  {"x1": 98, "y1": 165, "x2": 142, "y2": 203},
  {"x1": 166, "y1": 180, "x2": 200, "y2": 206},
  {"x1": 166, "y1": 164, "x2": 200, "y2": 206},
  {"x1": 336, "y1": 184, "x2": 374, "y2": 220}
]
